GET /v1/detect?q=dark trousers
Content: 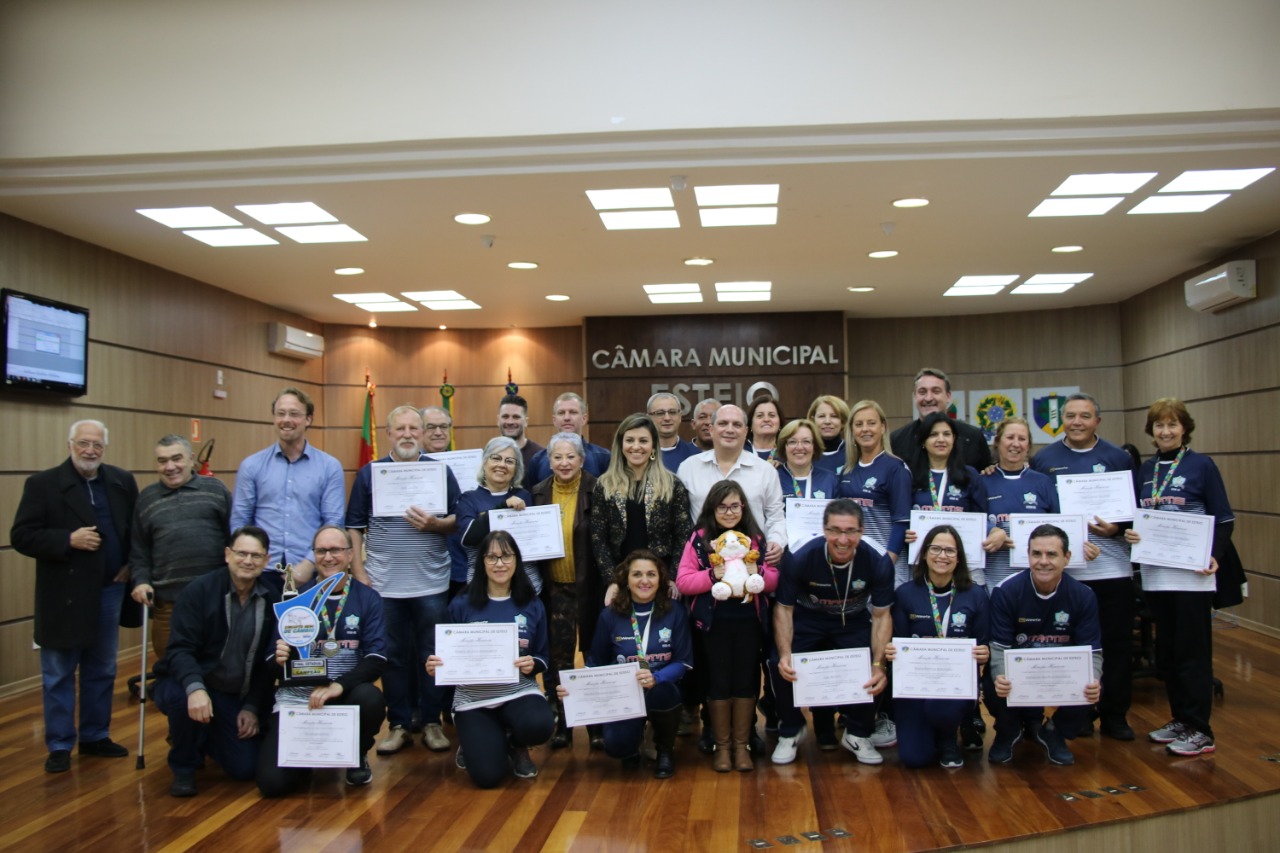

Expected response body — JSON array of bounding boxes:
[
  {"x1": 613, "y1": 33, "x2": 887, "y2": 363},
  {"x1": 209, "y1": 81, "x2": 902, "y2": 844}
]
[
  {"x1": 704, "y1": 617, "x2": 763, "y2": 700},
  {"x1": 1084, "y1": 577, "x2": 1134, "y2": 722},
  {"x1": 895, "y1": 698, "x2": 967, "y2": 768},
  {"x1": 383, "y1": 592, "x2": 448, "y2": 729},
  {"x1": 983, "y1": 668, "x2": 1092, "y2": 739},
  {"x1": 1148, "y1": 590, "x2": 1215, "y2": 736},
  {"x1": 255, "y1": 682, "x2": 386, "y2": 797},
  {"x1": 543, "y1": 582, "x2": 582, "y2": 703},
  {"x1": 772, "y1": 618, "x2": 874, "y2": 739},
  {"x1": 152, "y1": 677, "x2": 260, "y2": 780},
  {"x1": 454, "y1": 694, "x2": 555, "y2": 789},
  {"x1": 603, "y1": 681, "x2": 682, "y2": 758}
]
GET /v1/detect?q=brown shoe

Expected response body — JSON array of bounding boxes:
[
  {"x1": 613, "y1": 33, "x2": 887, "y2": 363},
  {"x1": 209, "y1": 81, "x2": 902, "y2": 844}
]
[
  {"x1": 708, "y1": 700, "x2": 732, "y2": 773},
  {"x1": 732, "y1": 698, "x2": 757, "y2": 771}
]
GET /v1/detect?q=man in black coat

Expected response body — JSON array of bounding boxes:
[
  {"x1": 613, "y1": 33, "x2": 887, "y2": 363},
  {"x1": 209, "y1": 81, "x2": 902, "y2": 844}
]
[
  {"x1": 11, "y1": 419, "x2": 139, "y2": 773},
  {"x1": 889, "y1": 368, "x2": 993, "y2": 470}
]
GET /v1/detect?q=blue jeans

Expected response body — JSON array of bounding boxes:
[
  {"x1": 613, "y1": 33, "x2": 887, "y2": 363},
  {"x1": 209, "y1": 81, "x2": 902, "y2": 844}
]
[
  {"x1": 40, "y1": 581, "x2": 124, "y2": 751},
  {"x1": 383, "y1": 592, "x2": 448, "y2": 729},
  {"x1": 152, "y1": 677, "x2": 261, "y2": 780}
]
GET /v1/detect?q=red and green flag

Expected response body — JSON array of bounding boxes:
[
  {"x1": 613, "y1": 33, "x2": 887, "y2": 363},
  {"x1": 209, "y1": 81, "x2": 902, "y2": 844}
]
[{"x1": 358, "y1": 370, "x2": 377, "y2": 468}]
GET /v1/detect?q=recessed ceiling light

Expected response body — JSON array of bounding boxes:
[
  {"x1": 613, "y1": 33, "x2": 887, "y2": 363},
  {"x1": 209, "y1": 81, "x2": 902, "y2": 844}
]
[
  {"x1": 454, "y1": 212, "x2": 492, "y2": 225},
  {"x1": 586, "y1": 188, "x2": 674, "y2": 210},
  {"x1": 335, "y1": 292, "x2": 398, "y2": 304},
  {"x1": 236, "y1": 202, "x2": 336, "y2": 225},
  {"x1": 847, "y1": 286, "x2": 875, "y2": 293},
  {"x1": 944, "y1": 286, "x2": 1005, "y2": 296},
  {"x1": 139, "y1": 206, "x2": 241, "y2": 228},
  {"x1": 334, "y1": 267, "x2": 365, "y2": 275},
  {"x1": 715, "y1": 281, "x2": 771, "y2": 292},
  {"x1": 402, "y1": 290, "x2": 466, "y2": 301},
  {"x1": 694, "y1": 184, "x2": 780, "y2": 207},
  {"x1": 644, "y1": 283, "x2": 701, "y2": 294},
  {"x1": 952, "y1": 275, "x2": 1019, "y2": 288},
  {"x1": 355, "y1": 301, "x2": 416, "y2": 312},
  {"x1": 545, "y1": 294, "x2": 570, "y2": 302},
  {"x1": 1128, "y1": 194, "x2": 1230, "y2": 214},
  {"x1": 507, "y1": 261, "x2": 539, "y2": 270},
  {"x1": 868, "y1": 250, "x2": 898, "y2": 259},
  {"x1": 423, "y1": 300, "x2": 482, "y2": 310},
  {"x1": 1158, "y1": 167, "x2": 1274, "y2": 193},
  {"x1": 1024, "y1": 273, "x2": 1093, "y2": 285},
  {"x1": 892, "y1": 198, "x2": 929, "y2": 208},
  {"x1": 276, "y1": 224, "x2": 367, "y2": 243},
  {"x1": 183, "y1": 228, "x2": 277, "y2": 247},
  {"x1": 1028, "y1": 198, "x2": 1123, "y2": 217},
  {"x1": 1051, "y1": 245, "x2": 1084, "y2": 253},
  {"x1": 1050, "y1": 172, "x2": 1157, "y2": 196},
  {"x1": 699, "y1": 207, "x2": 778, "y2": 227},
  {"x1": 684, "y1": 257, "x2": 715, "y2": 266},
  {"x1": 438, "y1": 325, "x2": 447, "y2": 330},
  {"x1": 599, "y1": 210, "x2": 681, "y2": 230},
  {"x1": 1011, "y1": 283, "x2": 1077, "y2": 295},
  {"x1": 648, "y1": 293, "x2": 703, "y2": 304},
  {"x1": 368, "y1": 320, "x2": 377, "y2": 328},
  {"x1": 717, "y1": 292, "x2": 771, "y2": 302}
]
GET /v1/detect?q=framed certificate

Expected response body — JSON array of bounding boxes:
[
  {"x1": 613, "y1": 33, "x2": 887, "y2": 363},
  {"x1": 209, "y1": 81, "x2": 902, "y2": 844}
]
[
  {"x1": 793, "y1": 648, "x2": 873, "y2": 707},
  {"x1": 1005, "y1": 645, "x2": 1094, "y2": 707},
  {"x1": 891, "y1": 637, "x2": 977, "y2": 700},
  {"x1": 561, "y1": 662, "x2": 647, "y2": 727},
  {"x1": 429, "y1": 448, "x2": 484, "y2": 490},
  {"x1": 785, "y1": 498, "x2": 831, "y2": 553},
  {"x1": 434, "y1": 623, "x2": 520, "y2": 686},
  {"x1": 1131, "y1": 510, "x2": 1214, "y2": 571},
  {"x1": 371, "y1": 461, "x2": 448, "y2": 516},
  {"x1": 490, "y1": 504, "x2": 566, "y2": 561},
  {"x1": 277, "y1": 705, "x2": 360, "y2": 768},
  {"x1": 907, "y1": 510, "x2": 988, "y2": 569},
  {"x1": 1055, "y1": 471, "x2": 1135, "y2": 523},
  {"x1": 1009, "y1": 514, "x2": 1088, "y2": 569}
]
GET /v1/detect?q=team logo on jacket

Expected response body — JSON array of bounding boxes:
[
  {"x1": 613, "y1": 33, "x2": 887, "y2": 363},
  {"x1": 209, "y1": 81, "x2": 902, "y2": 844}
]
[
  {"x1": 951, "y1": 612, "x2": 967, "y2": 629},
  {"x1": 852, "y1": 579, "x2": 866, "y2": 592},
  {"x1": 515, "y1": 614, "x2": 528, "y2": 629},
  {"x1": 1023, "y1": 492, "x2": 1038, "y2": 507},
  {"x1": 814, "y1": 490, "x2": 827, "y2": 499},
  {"x1": 863, "y1": 477, "x2": 878, "y2": 491},
  {"x1": 344, "y1": 615, "x2": 360, "y2": 631},
  {"x1": 1092, "y1": 463, "x2": 1106, "y2": 473},
  {"x1": 1171, "y1": 476, "x2": 1186, "y2": 490},
  {"x1": 947, "y1": 485, "x2": 963, "y2": 500},
  {"x1": 1054, "y1": 611, "x2": 1069, "y2": 627},
  {"x1": 658, "y1": 627, "x2": 672, "y2": 643}
]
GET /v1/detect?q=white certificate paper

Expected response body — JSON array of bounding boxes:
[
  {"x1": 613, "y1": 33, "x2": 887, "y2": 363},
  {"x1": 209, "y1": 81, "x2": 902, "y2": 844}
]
[
  {"x1": 785, "y1": 498, "x2": 831, "y2": 552},
  {"x1": 430, "y1": 448, "x2": 483, "y2": 490},
  {"x1": 793, "y1": 648, "x2": 873, "y2": 707},
  {"x1": 1055, "y1": 471, "x2": 1135, "y2": 523},
  {"x1": 490, "y1": 504, "x2": 565, "y2": 561},
  {"x1": 561, "y1": 662, "x2": 647, "y2": 727},
  {"x1": 277, "y1": 706, "x2": 359, "y2": 768},
  {"x1": 907, "y1": 510, "x2": 987, "y2": 569},
  {"x1": 371, "y1": 461, "x2": 448, "y2": 516},
  {"x1": 1131, "y1": 511, "x2": 1215, "y2": 571},
  {"x1": 1009, "y1": 514, "x2": 1089, "y2": 569},
  {"x1": 1006, "y1": 645, "x2": 1095, "y2": 707},
  {"x1": 891, "y1": 637, "x2": 978, "y2": 700},
  {"x1": 434, "y1": 623, "x2": 519, "y2": 686}
]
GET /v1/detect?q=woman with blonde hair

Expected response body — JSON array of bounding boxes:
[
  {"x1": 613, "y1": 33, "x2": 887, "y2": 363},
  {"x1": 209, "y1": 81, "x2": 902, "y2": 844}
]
[{"x1": 807, "y1": 395, "x2": 850, "y2": 474}]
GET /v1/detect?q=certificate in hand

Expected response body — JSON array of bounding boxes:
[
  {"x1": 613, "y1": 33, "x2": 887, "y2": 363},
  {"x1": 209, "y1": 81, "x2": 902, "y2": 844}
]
[
  {"x1": 434, "y1": 623, "x2": 519, "y2": 686},
  {"x1": 1006, "y1": 645, "x2": 1094, "y2": 707},
  {"x1": 1055, "y1": 471, "x2": 1135, "y2": 523},
  {"x1": 429, "y1": 448, "x2": 483, "y2": 490},
  {"x1": 371, "y1": 461, "x2": 447, "y2": 516},
  {"x1": 793, "y1": 648, "x2": 873, "y2": 707},
  {"x1": 891, "y1": 637, "x2": 977, "y2": 700},
  {"x1": 785, "y1": 498, "x2": 831, "y2": 552},
  {"x1": 278, "y1": 705, "x2": 359, "y2": 768},
  {"x1": 561, "y1": 662, "x2": 647, "y2": 727},
  {"x1": 1009, "y1": 514, "x2": 1088, "y2": 569},
  {"x1": 1131, "y1": 510, "x2": 1214, "y2": 571},
  {"x1": 490, "y1": 504, "x2": 565, "y2": 561},
  {"x1": 907, "y1": 510, "x2": 987, "y2": 569}
]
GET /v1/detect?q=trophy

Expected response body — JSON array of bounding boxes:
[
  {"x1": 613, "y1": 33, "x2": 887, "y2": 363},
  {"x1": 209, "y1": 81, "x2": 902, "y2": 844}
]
[
  {"x1": 273, "y1": 572, "x2": 345, "y2": 685},
  {"x1": 282, "y1": 562, "x2": 299, "y2": 600}
]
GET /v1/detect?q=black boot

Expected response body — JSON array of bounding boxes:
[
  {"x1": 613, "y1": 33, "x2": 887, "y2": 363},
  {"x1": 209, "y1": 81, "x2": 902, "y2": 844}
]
[{"x1": 652, "y1": 708, "x2": 680, "y2": 779}]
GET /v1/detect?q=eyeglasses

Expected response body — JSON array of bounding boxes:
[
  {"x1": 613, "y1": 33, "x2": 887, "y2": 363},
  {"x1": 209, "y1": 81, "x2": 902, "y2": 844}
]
[
  {"x1": 315, "y1": 547, "x2": 352, "y2": 558},
  {"x1": 785, "y1": 439, "x2": 814, "y2": 448},
  {"x1": 927, "y1": 545, "x2": 958, "y2": 558},
  {"x1": 484, "y1": 553, "x2": 516, "y2": 565},
  {"x1": 73, "y1": 440, "x2": 105, "y2": 451},
  {"x1": 424, "y1": 423, "x2": 451, "y2": 431},
  {"x1": 716, "y1": 503, "x2": 743, "y2": 514},
  {"x1": 648, "y1": 408, "x2": 680, "y2": 418},
  {"x1": 488, "y1": 454, "x2": 518, "y2": 466},
  {"x1": 230, "y1": 549, "x2": 267, "y2": 562},
  {"x1": 823, "y1": 526, "x2": 862, "y2": 537}
]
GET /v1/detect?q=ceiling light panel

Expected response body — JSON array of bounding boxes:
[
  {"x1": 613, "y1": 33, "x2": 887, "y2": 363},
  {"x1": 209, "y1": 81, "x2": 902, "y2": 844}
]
[
  {"x1": 1127, "y1": 194, "x2": 1229, "y2": 214},
  {"x1": 944, "y1": 285, "x2": 1005, "y2": 296},
  {"x1": 1050, "y1": 172, "x2": 1157, "y2": 196},
  {"x1": 140, "y1": 206, "x2": 242, "y2": 228},
  {"x1": 648, "y1": 293, "x2": 703, "y2": 304},
  {"x1": 454, "y1": 212, "x2": 491, "y2": 225},
  {"x1": 1028, "y1": 197, "x2": 1123, "y2": 217},
  {"x1": 1158, "y1": 167, "x2": 1274, "y2": 193},
  {"x1": 714, "y1": 281, "x2": 771, "y2": 292},
  {"x1": 424, "y1": 300, "x2": 482, "y2": 310},
  {"x1": 586, "y1": 188, "x2": 674, "y2": 210},
  {"x1": 402, "y1": 290, "x2": 466, "y2": 301},
  {"x1": 716, "y1": 292, "x2": 772, "y2": 302},
  {"x1": 698, "y1": 207, "x2": 778, "y2": 227},
  {"x1": 183, "y1": 228, "x2": 277, "y2": 247},
  {"x1": 599, "y1": 210, "x2": 681, "y2": 230},
  {"x1": 952, "y1": 275, "x2": 1019, "y2": 288},
  {"x1": 334, "y1": 267, "x2": 364, "y2": 275},
  {"x1": 354, "y1": 301, "x2": 417, "y2": 312},
  {"x1": 236, "y1": 202, "x2": 337, "y2": 225},
  {"x1": 1011, "y1": 283, "x2": 1076, "y2": 295},
  {"x1": 1051, "y1": 245, "x2": 1084, "y2": 253},
  {"x1": 694, "y1": 184, "x2": 780, "y2": 206},
  {"x1": 892, "y1": 198, "x2": 929, "y2": 208},
  {"x1": 276, "y1": 224, "x2": 367, "y2": 243},
  {"x1": 335, "y1": 292, "x2": 398, "y2": 303},
  {"x1": 868, "y1": 250, "x2": 898, "y2": 259},
  {"x1": 1024, "y1": 273, "x2": 1093, "y2": 284},
  {"x1": 643, "y1": 283, "x2": 700, "y2": 294}
]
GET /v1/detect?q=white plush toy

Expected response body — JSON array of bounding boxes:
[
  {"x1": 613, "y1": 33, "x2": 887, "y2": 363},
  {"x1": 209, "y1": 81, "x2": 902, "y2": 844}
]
[{"x1": 709, "y1": 530, "x2": 765, "y2": 602}]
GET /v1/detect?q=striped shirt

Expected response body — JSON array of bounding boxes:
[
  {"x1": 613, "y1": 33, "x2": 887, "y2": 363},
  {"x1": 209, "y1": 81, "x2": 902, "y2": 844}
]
[{"x1": 1031, "y1": 438, "x2": 1135, "y2": 582}]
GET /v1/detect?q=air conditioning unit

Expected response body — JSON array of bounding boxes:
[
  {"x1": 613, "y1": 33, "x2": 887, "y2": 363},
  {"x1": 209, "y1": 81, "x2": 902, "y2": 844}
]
[
  {"x1": 267, "y1": 323, "x2": 325, "y2": 360},
  {"x1": 1185, "y1": 260, "x2": 1256, "y2": 313}
]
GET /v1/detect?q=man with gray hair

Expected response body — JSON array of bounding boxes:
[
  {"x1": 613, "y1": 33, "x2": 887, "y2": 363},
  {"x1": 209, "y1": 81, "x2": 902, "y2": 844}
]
[
  {"x1": 419, "y1": 405, "x2": 454, "y2": 454},
  {"x1": 11, "y1": 419, "x2": 139, "y2": 773},
  {"x1": 524, "y1": 392, "x2": 611, "y2": 486},
  {"x1": 130, "y1": 434, "x2": 232, "y2": 659},
  {"x1": 691, "y1": 398, "x2": 719, "y2": 450},
  {"x1": 648, "y1": 391, "x2": 699, "y2": 472}
]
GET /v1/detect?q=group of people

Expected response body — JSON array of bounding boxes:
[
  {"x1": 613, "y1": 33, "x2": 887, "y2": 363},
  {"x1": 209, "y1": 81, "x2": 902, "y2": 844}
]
[{"x1": 10, "y1": 368, "x2": 1240, "y2": 797}]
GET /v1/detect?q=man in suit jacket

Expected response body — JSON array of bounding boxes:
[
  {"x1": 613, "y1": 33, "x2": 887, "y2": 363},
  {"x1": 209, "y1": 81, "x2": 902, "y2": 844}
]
[
  {"x1": 889, "y1": 368, "x2": 993, "y2": 470},
  {"x1": 11, "y1": 419, "x2": 139, "y2": 773}
]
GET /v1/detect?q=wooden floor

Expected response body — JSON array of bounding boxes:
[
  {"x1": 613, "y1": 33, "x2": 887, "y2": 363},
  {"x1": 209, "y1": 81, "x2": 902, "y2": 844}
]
[{"x1": 2, "y1": 622, "x2": 1278, "y2": 853}]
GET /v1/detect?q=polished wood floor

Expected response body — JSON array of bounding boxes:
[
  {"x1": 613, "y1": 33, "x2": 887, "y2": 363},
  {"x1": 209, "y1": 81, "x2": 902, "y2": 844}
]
[{"x1": 1, "y1": 622, "x2": 1278, "y2": 852}]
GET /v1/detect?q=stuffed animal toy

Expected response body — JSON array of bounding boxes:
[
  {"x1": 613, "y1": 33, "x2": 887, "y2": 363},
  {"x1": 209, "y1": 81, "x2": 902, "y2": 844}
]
[{"x1": 709, "y1": 530, "x2": 765, "y2": 602}]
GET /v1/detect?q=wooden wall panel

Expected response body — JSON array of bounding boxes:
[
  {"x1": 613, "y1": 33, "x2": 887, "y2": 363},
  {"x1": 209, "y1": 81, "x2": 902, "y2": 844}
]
[
  {"x1": 0, "y1": 622, "x2": 41, "y2": 688},
  {"x1": 0, "y1": 550, "x2": 33, "y2": 623},
  {"x1": 1212, "y1": 455, "x2": 1278, "y2": 515},
  {"x1": 1230, "y1": 513, "x2": 1278, "y2": 581},
  {"x1": 1233, "y1": 572, "x2": 1280, "y2": 637},
  {"x1": 1123, "y1": 325, "x2": 1280, "y2": 409},
  {"x1": 1121, "y1": 391, "x2": 1280, "y2": 456}
]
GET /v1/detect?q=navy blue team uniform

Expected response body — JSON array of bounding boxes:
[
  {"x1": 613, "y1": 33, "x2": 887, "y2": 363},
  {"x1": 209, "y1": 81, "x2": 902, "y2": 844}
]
[
  {"x1": 911, "y1": 466, "x2": 992, "y2": 586},
  {"x1": 981, "y1": 467, "x2": 1060, "y2": 588},
  {"x1": 838, "y1": 452, "x2": 912, "y2": 574}
]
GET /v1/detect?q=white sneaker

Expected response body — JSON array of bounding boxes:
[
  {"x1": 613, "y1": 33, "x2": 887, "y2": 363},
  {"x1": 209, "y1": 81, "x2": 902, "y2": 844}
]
[
  {"x1": 870, "y1": 713, "x2": 898, "y2": 748},
  {"x1": 771, "y1": 728, "x2": 806, "y2": 765},
  {"x1": 841, "y1": 732, "x2": 883, "y2": 765}
]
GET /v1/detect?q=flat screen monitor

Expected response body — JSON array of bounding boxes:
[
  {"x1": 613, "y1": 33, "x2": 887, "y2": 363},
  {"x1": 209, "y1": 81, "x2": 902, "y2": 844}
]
[{"x1": 2, "y1": 289, "x2": 90, "y2": 396}]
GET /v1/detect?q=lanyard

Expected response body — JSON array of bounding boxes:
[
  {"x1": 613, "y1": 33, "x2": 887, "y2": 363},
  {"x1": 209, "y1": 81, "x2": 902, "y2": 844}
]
[
  {"x1": 1151, "y1": 447, "x2": 1187, "y2": 504},
  {"x1": 630, "y1": 608, "x2": 653, "y2": 669},
  {"x1": 827, "y1": 556, "x2": 854, "y2": 627},
  {"x1": 319, "y1": 578, "x2": 351, "y2": 642},
  {"x1": 926, "y1": 581, "x2": 953, "y2": 638},
  {"x1": 787, "y1": 468, "x2": 812, "y2": 498},
  {"x1": 928, "y1": 469, "x2": 949, "y2": 509}
]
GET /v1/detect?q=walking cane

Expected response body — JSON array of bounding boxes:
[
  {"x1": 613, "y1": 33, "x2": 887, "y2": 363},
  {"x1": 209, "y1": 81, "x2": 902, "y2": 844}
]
[{"x1": 136, "y1": 595, "x2": 151, "y2": 770}]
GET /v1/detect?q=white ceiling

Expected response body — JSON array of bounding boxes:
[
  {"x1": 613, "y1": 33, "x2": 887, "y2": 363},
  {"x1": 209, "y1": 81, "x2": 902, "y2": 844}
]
[{"x1": 2, "y1": 114, "x2": 1278, "y2": 328}]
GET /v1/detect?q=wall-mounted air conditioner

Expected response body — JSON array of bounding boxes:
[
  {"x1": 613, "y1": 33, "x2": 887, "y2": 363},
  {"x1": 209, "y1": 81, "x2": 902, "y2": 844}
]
[
  {"x1": 1185, "y1": 260, "x2": 1256, "y2": 313},
  {"x1": 268, "y1": 323, "x2": 325, "y2": 360}
]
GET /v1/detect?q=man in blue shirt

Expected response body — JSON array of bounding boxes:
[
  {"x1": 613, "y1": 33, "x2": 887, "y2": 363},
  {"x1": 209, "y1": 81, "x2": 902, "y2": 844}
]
[
  {"x1": 524, "y1": 393, "x2": 611, "y2": 486},
  {"x1": 231, "y1": 388, "x2": 344, "y2": 591}
]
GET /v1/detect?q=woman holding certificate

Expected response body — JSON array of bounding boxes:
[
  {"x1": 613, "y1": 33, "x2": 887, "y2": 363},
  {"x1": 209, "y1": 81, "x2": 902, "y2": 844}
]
[
  {"x1": 807, "y1": 395, "x2": 850, "y2": 474},
  {"x1": 884, "y1": 526, "x2": 989, "y2": 768},
  {"x1": 452, "y1": 437, "x2": 538, "y2": 590},
  {"x1": 566, "y1": 550, "x2": 692, "y2": 778},
  {"x1": 591, "y1": 414, "x2": 693, "y2": 603},
  {"x1": 837, "y1": 400, "x2": 912, "y2": 565},
  {"x1": 981, "y1": 418, "x2": 1061, "y2": 589},
  {"x1": 1124, "y1": 398, "x2": 1239, "y2": 757},
  {"x1": 746, "y1": 395, "x2": 784, "y2": 461},
  {"x1": 776, "y1": 419, "x2": 839, "y2": 500},
  {"x1": 428, "y1": 531, "x2": 554, "y2": 788},
  {"x1": 676, "y1": 480, "x2": 779, "y2": 772}
]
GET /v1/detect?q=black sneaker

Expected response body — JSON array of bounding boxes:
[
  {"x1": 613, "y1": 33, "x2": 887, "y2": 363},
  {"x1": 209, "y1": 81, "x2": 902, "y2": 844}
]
[
  {"x1": 79, "y1": 738, "x2": 128, "y2": 758},
  {"x1": 654, "y1": 750, "x2": 675, "y2": 779},
  {"x1": 987, "y1": 728, "x2": 1021, "y2": 764},
  {"x1": 937, "y1": 736, "x2": 965, "y2": 769},
  {"x1": 970, "y1": 712, "x2": 987, "y2": 735},
  {"x1": 45, "y1": 750, "x2": 71, "y2": 773},
  {"x1": 959, "y1": 720, "x2": 984, "y2": 751},
  {"x1": 1099, "y1": 717, "x2": 1135, "y2": 741},
  {"x1": 170, "y1": 771, "x2": 197, "y2": 797},
  {"x1": 345, "y1": 755, "x2": 373, "y2": 787},
  {"x1": 697, "y1": 727, "x2": 715, "y2": 755},
  {"x1": 1034, "y1": 721, "x2": 1075, "y2": 766},
  {"x1": 510, "y1": 746, "x2": 538, "y2": 779}
]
